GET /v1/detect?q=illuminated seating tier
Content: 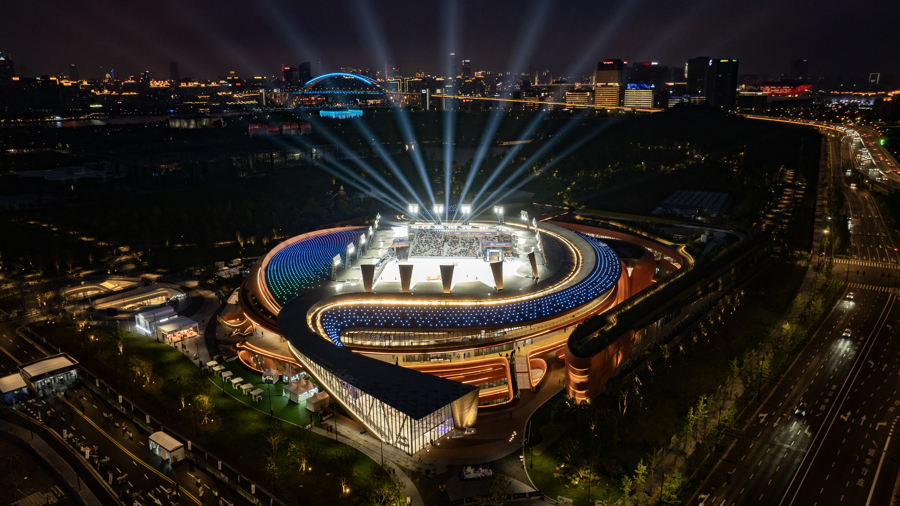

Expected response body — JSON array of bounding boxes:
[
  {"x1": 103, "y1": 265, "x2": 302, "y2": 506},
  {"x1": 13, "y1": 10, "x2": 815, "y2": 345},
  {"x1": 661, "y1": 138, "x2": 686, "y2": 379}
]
[
  {"x1": 265, "y1": 229, "x2": 366, "y2": 306},
  {"x1": 320, "y1": 235, "x2": 621, "y2": 344}
]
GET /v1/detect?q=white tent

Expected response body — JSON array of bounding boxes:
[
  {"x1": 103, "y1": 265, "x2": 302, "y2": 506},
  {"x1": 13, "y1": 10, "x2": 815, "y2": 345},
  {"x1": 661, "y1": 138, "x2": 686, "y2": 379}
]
[
  {"x1": 283, "y1": 367, "x2": 304, "y2": 383},
  {"x1": 262, "y1": 368, "x2": 279, "y2": 384},
  {"x1": 149, "y1": 431, "x2": 185, "y2": 463},
  {"x1": 282, "y1": 380, "x2": 316, "y2": 404},
  {"x1": 305, "y1": 391, "x2": 331, "y2": 412}
]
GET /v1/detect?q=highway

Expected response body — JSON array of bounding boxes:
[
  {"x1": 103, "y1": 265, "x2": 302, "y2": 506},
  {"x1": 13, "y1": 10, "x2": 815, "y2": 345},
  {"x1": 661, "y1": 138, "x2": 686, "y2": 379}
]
[
  {"x1": 832, "y1": 133, "x2": 898, "y2": 266},
  {"x1": 694, "y1": 121, "x2": 900, "y2": 505},
  {"x1": 694, "y1": 289, "x2": 896, "y2": 505}
]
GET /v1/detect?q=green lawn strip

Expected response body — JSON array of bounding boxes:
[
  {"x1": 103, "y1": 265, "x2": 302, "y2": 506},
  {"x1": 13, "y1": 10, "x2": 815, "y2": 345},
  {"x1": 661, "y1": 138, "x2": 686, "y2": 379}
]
[
  {"x1": 31, "y1": 322, "x2": 388, "y2": 504},
  {"x1": 205, "y1": 361, "x2": 312, "y2": 427},
  {"x1": 527, "y1": 262, "x2": 806, "y2": 505}
]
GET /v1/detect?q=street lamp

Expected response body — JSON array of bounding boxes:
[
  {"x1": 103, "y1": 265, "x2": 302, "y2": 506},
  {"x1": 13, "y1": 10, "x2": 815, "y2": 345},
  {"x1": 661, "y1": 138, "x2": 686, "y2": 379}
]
[{"x1": 494, "y1": 206, "x2": 504, "y2": 224}]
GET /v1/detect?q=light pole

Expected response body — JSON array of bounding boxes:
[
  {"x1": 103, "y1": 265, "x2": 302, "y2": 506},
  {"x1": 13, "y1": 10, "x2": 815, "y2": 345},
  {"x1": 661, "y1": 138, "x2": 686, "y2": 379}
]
[{"x1": 520, "y1": 210, "x2": 529, "y2": 229}]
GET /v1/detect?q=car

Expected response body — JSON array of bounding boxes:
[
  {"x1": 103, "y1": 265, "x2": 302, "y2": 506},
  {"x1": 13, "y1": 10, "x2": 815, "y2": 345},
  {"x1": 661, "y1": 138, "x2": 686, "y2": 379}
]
[
  {"x1": 842, "y1": 328, "x2": 852, "y2": 338},
  {"x1": 795, "y1": 403, "x2": 808, "y2": 416},
  {"x1": 847, "y1": 292, "x2": 854, "y2": 300}
]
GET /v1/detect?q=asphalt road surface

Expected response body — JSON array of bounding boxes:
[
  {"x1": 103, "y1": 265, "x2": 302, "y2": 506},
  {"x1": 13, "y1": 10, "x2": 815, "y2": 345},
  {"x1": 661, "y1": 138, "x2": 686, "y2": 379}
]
[{"x1": 0, "y1": 321, "x2": 251, "y2": 505}]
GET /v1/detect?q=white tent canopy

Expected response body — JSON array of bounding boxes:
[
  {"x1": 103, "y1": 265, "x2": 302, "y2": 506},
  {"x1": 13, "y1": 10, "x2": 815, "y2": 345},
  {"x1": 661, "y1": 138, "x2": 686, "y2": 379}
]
[
  {"x1": 149, "y1": 431, "x2": 185, "y2": 462},
  {"x1": 262, "y1": 368, "x2": 279, "y2": 383}
]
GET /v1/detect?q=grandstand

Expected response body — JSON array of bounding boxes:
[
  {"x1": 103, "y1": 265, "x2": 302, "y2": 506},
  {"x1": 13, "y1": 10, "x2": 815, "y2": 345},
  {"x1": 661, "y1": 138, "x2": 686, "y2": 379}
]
[{"x1": 264, "y1": 227, "x2": 366, "y2": 306}]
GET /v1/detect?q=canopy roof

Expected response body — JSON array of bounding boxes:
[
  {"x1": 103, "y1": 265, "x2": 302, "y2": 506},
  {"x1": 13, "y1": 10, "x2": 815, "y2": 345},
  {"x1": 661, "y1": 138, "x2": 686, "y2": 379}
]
[
  {"x1": 19, "y1": 354, "x2": 78, "y2": 381},
  {"x1": 149, "y1": 431, "x2": 183, "y2": 452},
  {"x1": 279, "y1": 297, "x2": 477, "y2": 420},
  {"x1": 283, "y1": 381, "x2": 314, "y2": 395},
  {"x1": 0, "y1": 374, "x2": 27, "y2": 394},
  {"x1": 157, "y1": 316, "x2": 197, "y2": 333}
]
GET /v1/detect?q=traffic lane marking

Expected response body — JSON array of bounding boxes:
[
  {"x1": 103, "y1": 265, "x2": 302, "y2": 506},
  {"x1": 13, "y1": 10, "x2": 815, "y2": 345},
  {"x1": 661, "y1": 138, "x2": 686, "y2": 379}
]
[{"x1": 62, "y1": 397, "x2": 201, "y2": 505}]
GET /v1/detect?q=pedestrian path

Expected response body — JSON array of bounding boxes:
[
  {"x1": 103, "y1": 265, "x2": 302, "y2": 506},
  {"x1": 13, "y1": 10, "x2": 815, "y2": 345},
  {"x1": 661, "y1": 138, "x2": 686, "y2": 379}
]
[
  {"x1": 834, "y1": 258, "x2": 900, "y2": 269},
  {"x1": 847, "y1": 282, "x2": 900, "y2": 294}
]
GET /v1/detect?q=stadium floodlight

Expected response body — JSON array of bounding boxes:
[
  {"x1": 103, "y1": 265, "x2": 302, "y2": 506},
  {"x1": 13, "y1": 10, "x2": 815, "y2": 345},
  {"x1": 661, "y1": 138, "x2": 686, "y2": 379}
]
[
  {"x1": 494, "y1": 206, "x2": 504, "y2": 224},
  {"x1": 433, "y1": 204, "x2": 445, "y2": 224},
  {"x1": 520, "y1": 210, "x2": 529, "y2": 229},
  {"x1": 461, "y1": 204, "x2": 471, "y2": 225},
  {"x1": 408, "y1": 204, "x2": 419, "y2": 214}
]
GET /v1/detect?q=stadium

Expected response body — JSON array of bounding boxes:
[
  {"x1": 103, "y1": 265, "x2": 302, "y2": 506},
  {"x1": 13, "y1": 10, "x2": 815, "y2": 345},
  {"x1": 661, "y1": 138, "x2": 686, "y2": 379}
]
[{"x1": 232, "y1": 207, "x2": 687, "y2": 455}]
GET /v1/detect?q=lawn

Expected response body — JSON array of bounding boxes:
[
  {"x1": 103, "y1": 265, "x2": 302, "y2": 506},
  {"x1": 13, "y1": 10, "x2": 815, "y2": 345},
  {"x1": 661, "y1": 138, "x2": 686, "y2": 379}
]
[
  {"x1": 205, "y1": 360, "x2": 313, "y2": 427},
  {"x1": 31, "y1": 321, "x2": 394, "y2": 505}
]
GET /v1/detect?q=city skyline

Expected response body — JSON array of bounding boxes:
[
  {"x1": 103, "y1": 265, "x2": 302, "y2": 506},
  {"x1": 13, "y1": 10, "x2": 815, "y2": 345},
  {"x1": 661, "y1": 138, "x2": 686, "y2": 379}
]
[{"x1": 1, "y1": 0, "x2": 896, "y2": 81}]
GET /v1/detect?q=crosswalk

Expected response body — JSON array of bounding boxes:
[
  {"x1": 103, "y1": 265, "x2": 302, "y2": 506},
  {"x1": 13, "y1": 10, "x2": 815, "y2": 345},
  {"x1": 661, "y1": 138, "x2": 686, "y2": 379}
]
[
  {"x1": 848, "y1": 282, "x2": 900, "y2": 294},
  {"x1": 833, "y1": 258, "x2": 900, "y2": 270}
]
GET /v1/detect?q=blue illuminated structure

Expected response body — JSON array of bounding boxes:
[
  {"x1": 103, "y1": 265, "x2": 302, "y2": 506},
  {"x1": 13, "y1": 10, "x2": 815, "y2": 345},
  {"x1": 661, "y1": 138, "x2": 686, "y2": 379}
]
[
  {"x1": 265, "y1": 228, "x2": 366, "y2": 305},
  {"x1": 304, "y1": 72, "x2": 379, "y2": 87},
  {"x1": 316, "y1": 235, "x2": 620, "y2": 344},
  {"x1": 319, "y1": 109, "x2": 364, "y2": 119}
]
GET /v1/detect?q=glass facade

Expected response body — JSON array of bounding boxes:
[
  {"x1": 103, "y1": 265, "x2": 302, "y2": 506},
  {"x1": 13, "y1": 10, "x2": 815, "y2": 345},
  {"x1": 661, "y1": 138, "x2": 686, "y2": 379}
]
[{"x1": 289, "y1": 343, "x2": 454, "y2": 455}]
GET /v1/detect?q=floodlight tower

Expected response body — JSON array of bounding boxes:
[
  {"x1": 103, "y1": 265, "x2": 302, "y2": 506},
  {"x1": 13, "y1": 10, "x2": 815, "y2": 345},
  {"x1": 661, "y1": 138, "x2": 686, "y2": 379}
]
[
  {"x1": 494, "y1": 206, "x2": 504, "y2": 224},
  {"x1": 461, "y1": 205, "x2": 471, "y2": 226},
  {"x1": 346, "y1": 243, "x2": 356, "y2": 268},
  {"x1": 434, "y1": 204, "x2": 444, "y2": 225},
  {"x1": 520, "y1": 210, "x2": 529, "y2": 229},
  {"x1": 332, "y1": 255, "x2": 341, "y2": 280},
  {"x1": 408, "y1": 204, "x2": 419, "y2": 224},
  {"x1": 360, "y1": 234, "x2": 367, "y2": 253}
]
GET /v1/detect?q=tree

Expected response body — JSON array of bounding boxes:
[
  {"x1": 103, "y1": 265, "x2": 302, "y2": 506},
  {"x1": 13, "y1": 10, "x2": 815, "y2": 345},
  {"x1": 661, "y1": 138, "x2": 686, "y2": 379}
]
[
  {"x1": 264, "y1": 420, "x2": 287, "y2": 488},
  {"x1": 695, "y1": 395, "x2": 709, "y2": 433},
  {"x1": 364, "y1": 467, "x2": 404, "y2": 506},
  {"x1": 126, "y1": 356, "x2": 153, "y2": 386},
  {"x1": 660, "y1": 469, "x2": 684, "y2": 504}
]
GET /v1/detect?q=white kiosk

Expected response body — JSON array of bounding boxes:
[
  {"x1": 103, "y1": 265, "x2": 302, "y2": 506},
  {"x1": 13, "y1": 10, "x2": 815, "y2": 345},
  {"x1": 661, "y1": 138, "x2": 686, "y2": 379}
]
[{"x1": 149, "y1": 432, "x2": 185, "y2": 464}]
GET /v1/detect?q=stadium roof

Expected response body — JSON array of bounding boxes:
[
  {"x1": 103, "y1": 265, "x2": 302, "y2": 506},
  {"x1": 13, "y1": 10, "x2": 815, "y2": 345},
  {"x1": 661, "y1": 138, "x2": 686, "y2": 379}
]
[{"x1": 278, "y1": 294, "x2": 477, "y2": 420}]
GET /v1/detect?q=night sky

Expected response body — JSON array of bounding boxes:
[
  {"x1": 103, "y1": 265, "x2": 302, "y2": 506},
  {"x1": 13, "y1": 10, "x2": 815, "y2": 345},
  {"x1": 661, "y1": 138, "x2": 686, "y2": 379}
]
[{"x1": 2, "y1": 0, "x2": 896, "y2": 81}]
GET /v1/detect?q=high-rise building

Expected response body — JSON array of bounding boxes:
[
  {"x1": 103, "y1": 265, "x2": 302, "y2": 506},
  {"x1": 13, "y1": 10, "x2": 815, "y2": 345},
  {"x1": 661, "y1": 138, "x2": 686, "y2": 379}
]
[
  {"x1": 594, "y1": 85, "x2": 621, "y2": 108},
  {"x1": 170, "y1": 61, "x2": 180, "y2": 82},
  {"x1": 461, "y1": 60, "x2": 471, "y2": 79},
  {"x1": 595, "y1": 60, "x2": 624, "y2": 85},
  {"x1": 686, "y1": 56, "x2": 711, "y2": 95},
  {"x1": 624, "y1": 86, "x2": 654, "y2": 108},
  {"x1": 68, "y1": 64, "x2": 79, "y2": 81},
  {"x1": 789, "y1": 59, "x2": 809, "y2": 83},
  {"x1": 0, "y1": 51, "x2": 15, "y2": 82},
  {"x1": 298, "y1": 61, "x2": 312, "y2": 85},
  {"x1": 706, "y1": 59, "x2": 739, "y2": 111},
  {"x1": 282, "y1": 66, "x2": 298, "y2": 89},
  {"x1": 449, "y1": 53, "x2": 458, "y2": 78},
  {"x1": 631, "y1": 62, "x2": 669, "y2": 108}
]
